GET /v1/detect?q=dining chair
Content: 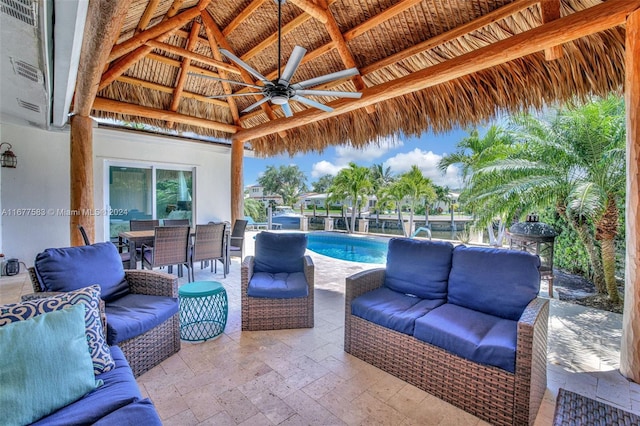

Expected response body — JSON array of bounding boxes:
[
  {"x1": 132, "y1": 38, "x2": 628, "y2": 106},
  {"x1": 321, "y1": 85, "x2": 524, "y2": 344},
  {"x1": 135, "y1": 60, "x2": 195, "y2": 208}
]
[
  {"x1": 142, "y1": 226, "x2": 191, "y2": 281},
  {"x1": 77, "y1": 225, "x2": 131, "y2": 269},
  {"x1": 130, "y1": 219, "x2": 160, "y2": 231},
  {"x1": 163, "y1": 219, "x2": 190, "y2": 226},
  {"x1": 228, "y1": 219, "x2": 248, "y2": 264},
  {"x1": 190, "y1": 222, "x2": 227, "y2": 281}
]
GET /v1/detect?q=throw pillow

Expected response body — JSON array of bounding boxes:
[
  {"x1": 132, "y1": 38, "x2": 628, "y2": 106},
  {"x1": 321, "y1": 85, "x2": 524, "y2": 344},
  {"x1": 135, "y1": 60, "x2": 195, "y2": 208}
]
[
  {"x1": 0, "y1": 285, "x2": 114, "y2": 374},
  {"x1": 0, "y1": 305, "x2": 102, "y2": 426}
]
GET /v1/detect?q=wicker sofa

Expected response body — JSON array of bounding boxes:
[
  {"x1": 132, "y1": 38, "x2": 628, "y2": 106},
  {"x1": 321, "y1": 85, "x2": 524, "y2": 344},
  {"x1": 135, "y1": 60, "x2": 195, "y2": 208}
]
[
  {"x1": 29, "y1": 242, "x2": 180, "y2": 377},
  {"x1": 344, "y1": 238, "x2": 548, "y2": 426}
]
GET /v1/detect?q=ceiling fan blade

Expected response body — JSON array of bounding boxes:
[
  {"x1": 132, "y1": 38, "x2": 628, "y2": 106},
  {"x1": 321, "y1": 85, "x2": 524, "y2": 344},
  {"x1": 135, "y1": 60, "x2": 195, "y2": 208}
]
[
  {"x1": 206, "y1": 92, "x2": 263, "y2": 99},
  {"x1": 219, "y1": 49, "x2": 270, "y2": 84},
  {"x1": 295, "y1": 89, "x2": 363, "y2": 99},
  {"x1": 190, "y1": 73, "x2": 264, "y2": 89},
  {"x1": 291, "y1": 95, "x2": 333, "y2": 112},
  {"x1": 292, "y1": 68, "x2": 360, "y2": 89},
  {"x1": 241, "y1": 97, "x2": 271, "y2": 113},
  {"x1": 278, "y1": 46, "x2": 307, "y2": 85},
  {"x1": 281, "y1": 102, "x2": 293, "y2": 118}
]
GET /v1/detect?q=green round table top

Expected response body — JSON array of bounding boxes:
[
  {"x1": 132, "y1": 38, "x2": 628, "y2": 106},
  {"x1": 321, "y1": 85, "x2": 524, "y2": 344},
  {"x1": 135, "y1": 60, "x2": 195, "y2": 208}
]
[{"x1": 179, "y1": 281, "x2": 225, "y2": 297}]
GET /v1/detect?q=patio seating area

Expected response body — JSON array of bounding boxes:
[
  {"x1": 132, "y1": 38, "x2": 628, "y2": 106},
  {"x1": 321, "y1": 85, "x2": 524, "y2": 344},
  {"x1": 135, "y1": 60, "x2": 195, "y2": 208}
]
[{"x1": 1, "y1": 230, "x2": 638, "y2": 425}]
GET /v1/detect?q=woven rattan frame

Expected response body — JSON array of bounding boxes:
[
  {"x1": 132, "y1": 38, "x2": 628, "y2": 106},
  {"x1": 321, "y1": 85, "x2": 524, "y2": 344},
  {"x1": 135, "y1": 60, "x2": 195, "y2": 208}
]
[
  {"x1": 28, "y1": 267, "x2": 180, "y2": 377},
  {"x1": 344, "y1": 268, "x2": 549, "y2": 426},
  {"x1": 241, "y1": 255, "x2": 314, "y2": 331}
]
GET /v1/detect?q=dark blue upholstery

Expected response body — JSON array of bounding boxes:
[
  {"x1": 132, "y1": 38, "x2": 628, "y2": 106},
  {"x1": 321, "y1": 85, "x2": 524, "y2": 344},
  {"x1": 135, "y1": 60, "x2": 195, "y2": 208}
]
[
  {"x1": 254, "y1": 232, "x2": 307, "y2": 274},
  {"x1": 413, "y1": 304, "x2": 518, "y2": 373},
  {"x1": 247, "y1": 272, "x2": 309, "y2": 298},
  {"x1": 34, "y1": 243, "x2": 129, "y2": 302},
  {"x1": 31, "y1": 347, "x2": 158, "y2": 425},
  {"x1": 93, "y1": 399, "x2": 162, "y2": 425},
  {"x1": 351, "y1": 287, "x2": 445, "y2": 335},
  {"x1": 447, "y1": 245, "x2": 541, "y2": 321},
  {"x1": 105, "y1": 294, "x2": 179, "y2": 344},
  {"x1": 384, "y1": 238, "x2": 453, "y2": 299}
]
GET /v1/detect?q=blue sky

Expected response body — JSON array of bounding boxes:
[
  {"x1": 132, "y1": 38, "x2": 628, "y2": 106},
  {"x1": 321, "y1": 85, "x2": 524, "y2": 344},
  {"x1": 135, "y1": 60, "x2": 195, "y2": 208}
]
[{"x1": 244, "y1": 127, "x2": 472, "y2": 190}]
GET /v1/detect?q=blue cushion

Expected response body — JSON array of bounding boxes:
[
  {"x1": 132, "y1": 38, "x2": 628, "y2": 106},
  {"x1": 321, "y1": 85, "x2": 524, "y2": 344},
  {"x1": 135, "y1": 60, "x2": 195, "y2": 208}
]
[
  {"x1": 413, "y1": 303, "x2": 518, "y2": 373},
  {"x1": 447, "y1": 245, "x2": 541, "y2": 321},
  {"x1": 105, "y1": 294, "x2": 178, "y2": 345},
  {"x1": 93, "y1": 399, "x2": 162, "y2": 426},
  {"x1": 351, "y1": 287, "x2": 445, "y2": 335},
  {"x1": 384, "y1": 238, "x2": 454, "y2": 300},
  {"x1": 254, "y1": 232, "x2": 307, "y2": 274},
  {"x1": 35, "y1": 242, "x2": 129, "y2": 302},
  {"x1": 247, "y1": 272, "x2": 309, "y2": 298},
  {"x1": 31, "y1": 347, "x2": 146, "y2": 425},
  {"x1": 0, "y1": 305, "x2": 101, "y2": 426}
]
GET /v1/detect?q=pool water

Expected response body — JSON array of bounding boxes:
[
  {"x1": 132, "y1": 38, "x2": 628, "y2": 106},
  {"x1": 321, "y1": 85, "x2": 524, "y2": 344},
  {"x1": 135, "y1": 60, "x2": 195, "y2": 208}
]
[{"x1": 307, "y1": 232, "x2": 388, "y2": 264}]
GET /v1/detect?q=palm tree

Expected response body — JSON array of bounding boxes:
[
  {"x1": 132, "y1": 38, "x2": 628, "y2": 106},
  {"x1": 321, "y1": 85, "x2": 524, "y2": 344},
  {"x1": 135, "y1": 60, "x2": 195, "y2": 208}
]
[
  {"x1": 370, "y1": 163, "x2": 395, "y2": 224},
  {"x1": 380, "y1": 180, "x2": 407, "y2": 233},
  {"x1": 328, "y1": 163, "x2": 373, "y2": 234},
  {"x1": 398, "y1": 166, "x2": 436, "y2": 236}
]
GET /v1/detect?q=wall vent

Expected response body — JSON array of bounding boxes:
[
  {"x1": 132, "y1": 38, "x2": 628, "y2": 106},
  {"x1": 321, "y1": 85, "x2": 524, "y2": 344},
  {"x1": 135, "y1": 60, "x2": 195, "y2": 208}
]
[
  {"x1": 11, "y1": 59, "x2": 40, "y2": 83},
  {"x1": 16, "y1": 98, "x2": 40, "y2": 113},
  {"x1": 0, "y1": 0, "x2": 37, "y2": 27}
]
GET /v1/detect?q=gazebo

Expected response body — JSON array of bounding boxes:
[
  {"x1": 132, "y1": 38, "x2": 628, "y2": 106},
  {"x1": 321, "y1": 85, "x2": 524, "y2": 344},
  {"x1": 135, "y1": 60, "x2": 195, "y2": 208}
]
[{"x1": 0, "y1": 0, "x2": 639, "y2": 385}]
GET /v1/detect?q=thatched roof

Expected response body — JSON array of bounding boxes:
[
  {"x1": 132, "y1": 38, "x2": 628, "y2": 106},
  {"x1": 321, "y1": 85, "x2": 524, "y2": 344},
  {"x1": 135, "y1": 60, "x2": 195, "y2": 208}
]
[{"x1": 85, "y1": 0, "x2": 632, "y2": 156}]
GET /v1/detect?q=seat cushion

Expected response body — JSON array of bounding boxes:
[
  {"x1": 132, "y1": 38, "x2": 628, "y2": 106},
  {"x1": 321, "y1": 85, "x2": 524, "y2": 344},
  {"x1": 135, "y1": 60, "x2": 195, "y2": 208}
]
[
  {"x1": 384, "y1": 238, "x2": 454, "y2": 300},
  {"x1": 93, "y1": 399, "x2": 162, "y2": 426},
  {"x1": 254, "y1": 232, "x2": 307, "y2": 274},
  {"x1": 448, "y1": 245, "x2": 541, "y2": 321},
  {"x1": 31, "y1": 347, "x2": 146, "y2": 425},
  {"x1": 351, "y1": 287, "x2": 445, "y2": 335},
  {"x1": 105, "y1": 294, "x2": 179, "y2": 345},
  {"x1": 413, "y1": 303, "x2": 518, "y2": 373},
  {"x1": 247, "y1": 271, "x2": 309, "y2": 298},
  {"x1": 35, "y1": 242, "x2": 129, "y2": 302}
]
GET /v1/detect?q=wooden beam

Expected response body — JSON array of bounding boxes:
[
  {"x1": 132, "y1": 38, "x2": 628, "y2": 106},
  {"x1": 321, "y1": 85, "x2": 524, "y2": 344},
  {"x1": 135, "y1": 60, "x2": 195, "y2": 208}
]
[
  {"x1": 343, "y1": 0, "x2": 423, "y2": 41},
  {"x1": 234, "y1": 0, "x2": 640, "y2": 142},
  {"x1": 166, "y1": 0, "x2": 187, "y2": 18},
  {"x1": 93, "y1": 97, "x2": 240, "y2": 134},
  {"x1": 223, "y1": 0, "x2": 267, "y2": 37},
  {"x1": 167, "y1": 22, "x2": 202, "y2": 128},
  {"x1": 147, "y1": 53, "x2": 220, "y2": 78},
  {"x1": 289, "y1": 0, "x2": 328, "y2": 23},
  {"x1": 69, "y1": 115, "x2": 95, "y2": 246},
  {"x1": 241, "y1": 13, "x2": 310, "y2": 62},
  {"x1": 620, "y1": 7, "x2": 640, "y2": 384},
  {"x1": 145, "y1": 40, "x2": 241, "y2": 74},
  {"x1": 136, "y1": 0, "x2": 161, "y2": 34},
  {"x1": 231, "y1": 139, "x2": 244, "y2": 225},
  {"x1": 116, "y1": 75, "x2": 230, "y2": 108},
  {"x1": 541, "y1": 0, "x2": 563, "y2": 60}
]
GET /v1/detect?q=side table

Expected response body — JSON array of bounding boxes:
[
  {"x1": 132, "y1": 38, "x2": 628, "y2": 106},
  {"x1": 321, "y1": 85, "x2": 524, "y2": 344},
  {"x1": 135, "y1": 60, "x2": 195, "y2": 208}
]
[{"x1": 179, "y1": 281, "x2": 228, "y2": 341}]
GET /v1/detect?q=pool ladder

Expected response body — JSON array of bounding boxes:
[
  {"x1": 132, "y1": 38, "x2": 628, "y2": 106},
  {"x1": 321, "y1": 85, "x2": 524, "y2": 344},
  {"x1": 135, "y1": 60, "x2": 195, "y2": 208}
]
[{"x1": 411, "y1": 226, "x2": 432, "y2": 240}]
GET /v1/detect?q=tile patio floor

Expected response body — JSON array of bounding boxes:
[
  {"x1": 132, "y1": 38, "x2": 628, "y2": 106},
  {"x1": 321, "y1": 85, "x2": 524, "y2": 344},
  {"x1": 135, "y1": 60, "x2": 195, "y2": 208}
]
[{"x1": 1, "y1": 230, "x2": 638, "y2": 425}]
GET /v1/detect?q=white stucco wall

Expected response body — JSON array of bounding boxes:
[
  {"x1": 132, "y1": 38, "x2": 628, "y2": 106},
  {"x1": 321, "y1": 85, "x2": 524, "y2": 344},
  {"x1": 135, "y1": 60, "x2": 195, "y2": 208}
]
[{"x1": 0, "y1": 119, "x2": 232, "y2": 266}]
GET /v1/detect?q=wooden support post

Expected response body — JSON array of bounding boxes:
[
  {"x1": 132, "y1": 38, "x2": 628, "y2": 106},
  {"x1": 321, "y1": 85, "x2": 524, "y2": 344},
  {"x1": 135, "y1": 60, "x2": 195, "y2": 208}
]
[
  {"x1": 70, "y1": 115, "x2": 95, "y2": 246},
  {"x1": 541, "y1": 0, "x2": 563, "y2": 60},
  {"x1": 620, "y1": 8, "x2": 640, "y2": 384},
  {"x1": 231, "y1": 139, "x2": 244, "y2": 225}
]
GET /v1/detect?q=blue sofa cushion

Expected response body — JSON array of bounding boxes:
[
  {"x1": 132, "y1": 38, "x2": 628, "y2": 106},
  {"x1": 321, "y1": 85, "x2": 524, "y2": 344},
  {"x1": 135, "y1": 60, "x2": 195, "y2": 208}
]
[
  {"x1": 384, "y1": 238, "x2": 454, "y2": 300},
  {"x1": 93, "y1": 399, "x2": 162, "y2": 426},
  {"x1": 31, "y1": 347, "x2": 145, "y2": 425},
  {"x1": 447, "y1": 245, "x2": 540, "y2": 321},
  {"x1": 413, "y1": 303, "x2": 518, "y2": 373},
  {"x1": 105, "y1": 294, "x2": 178, "y2": 345},
  {"x1": 247, "y1": 272, "x2": 309, "y2": 298},
  {"x1": 351, "y1": 287, "x2": 445, "y2": 335},
  {"x1": 35, "y1": 242, "x2": 129, "y2": 302},
  {"x1": 254, "y1": 232, "x2": 307, "y2": 274}
]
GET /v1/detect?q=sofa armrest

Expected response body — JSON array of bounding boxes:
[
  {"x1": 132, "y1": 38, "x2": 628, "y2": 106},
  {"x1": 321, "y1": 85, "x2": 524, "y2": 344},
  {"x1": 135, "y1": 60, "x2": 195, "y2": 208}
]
[
  {"x1": 303, "y1": 255, "x2": 314, "y2": 292},
  {"x1": 28, "y1": 267, "x2": 44, "y2": 293},
  {"x1": 125, "y1": 270, "x2": 178, "y2": 298},
  {"x1": 241, "y1": 255, "x2": 255, "y2": 297},
  {"x1": 345, "y1": 268, "x2": 386, "y2": 307}
]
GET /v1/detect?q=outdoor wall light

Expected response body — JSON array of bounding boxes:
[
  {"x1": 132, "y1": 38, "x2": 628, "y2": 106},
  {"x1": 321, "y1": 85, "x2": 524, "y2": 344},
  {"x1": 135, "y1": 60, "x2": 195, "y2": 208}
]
[{"x1": 0, "y1": 143, "x2": 17, "y2": 168}]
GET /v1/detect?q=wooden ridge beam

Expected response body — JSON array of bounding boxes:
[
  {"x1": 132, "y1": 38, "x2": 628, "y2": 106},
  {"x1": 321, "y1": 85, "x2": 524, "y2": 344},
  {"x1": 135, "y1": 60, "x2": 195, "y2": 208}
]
[
  {"x1": 223, "y1": 0, "x2": 267, "y2": 37},
  {"x1": 145, "y1": 40, "x2": 242, "y2": 74},
  {"x1": 168, "y1": 21, "x2": 202, "y2": 128},
  {"x1": 541, "y1": 0, "x2": 564, "y2": 60},
  {"x1": 234, "y1": 0, "x2": 640, "y2": 142},
  {"x1": 343, "y1": 0, "x2": 423, "y2": 41},
  {"x1": 93, "y1": 97, "x2": 239, "y2": 134}
]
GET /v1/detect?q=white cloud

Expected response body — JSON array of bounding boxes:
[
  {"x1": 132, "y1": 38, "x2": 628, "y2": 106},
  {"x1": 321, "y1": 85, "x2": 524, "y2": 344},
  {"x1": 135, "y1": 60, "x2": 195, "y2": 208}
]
[
  {"x1": 384, "y1": 148, "x2": 462, "y2": 188},
  {"x1": 311, "y1": 160, "x2": 347, "y2": 178}
]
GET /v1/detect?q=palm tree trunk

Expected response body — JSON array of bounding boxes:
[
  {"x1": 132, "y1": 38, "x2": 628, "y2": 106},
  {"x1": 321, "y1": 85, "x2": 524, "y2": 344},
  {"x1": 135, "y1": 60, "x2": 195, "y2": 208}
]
[
  {"x1": 596, "y1": 195, "x2": 620, "y2": 303},
  {"x1": 573, "y1": 219, "x2": 607, "y2": 293},
  {"x1": 350, "y1": 206, "x2": 357, "y2": 234}
]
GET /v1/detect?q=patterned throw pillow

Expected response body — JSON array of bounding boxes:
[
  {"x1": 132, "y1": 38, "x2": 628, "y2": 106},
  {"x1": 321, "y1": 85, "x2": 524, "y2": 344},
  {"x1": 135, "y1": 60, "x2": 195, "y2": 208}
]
[{"x1": 0, "y1": 285, "x2": 115, "y2": 375}]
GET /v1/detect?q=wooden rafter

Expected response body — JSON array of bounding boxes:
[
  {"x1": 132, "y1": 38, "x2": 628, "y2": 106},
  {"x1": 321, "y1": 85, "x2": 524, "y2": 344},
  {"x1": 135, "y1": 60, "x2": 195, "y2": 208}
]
[
  {"x1": 288, "y1": 0, "x2": 328, "y2": 23},
  {"x1": 541, "y1": 0, "x2": 563, "y2": 60},
  {"x1": 116, "y1": 75, "x2": 229, "y2": 108},
  {"x1": 167, "y1": 21, "x2": 202, "y2": 128},
  {"x1": 93, "y1": 97, "x2": 239, "y2": 133},
  {"x1": 144, "y1": 40, "x2": 241, "y2": 74},
  {"x1": 135, "y1": 0, "x2": 161, "y2": 34},
  {"x1": 222, "y1": 0, "x2": 267, "y2": 37},
  {"x1": 166, "y1": 0, "x2": 187, "y2": 19},
  {"x1": 233, "y1": 0, "x2": 640, "y2": 142},
  {"x1": 343, "y1": 0, "x2": 424, "y2": 41}
]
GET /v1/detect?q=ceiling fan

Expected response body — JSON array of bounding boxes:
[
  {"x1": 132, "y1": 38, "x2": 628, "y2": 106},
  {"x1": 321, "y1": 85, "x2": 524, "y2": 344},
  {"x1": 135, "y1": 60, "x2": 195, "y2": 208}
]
[{"x1": 194, "y1": 0, "x2": 362, "y2": 117}]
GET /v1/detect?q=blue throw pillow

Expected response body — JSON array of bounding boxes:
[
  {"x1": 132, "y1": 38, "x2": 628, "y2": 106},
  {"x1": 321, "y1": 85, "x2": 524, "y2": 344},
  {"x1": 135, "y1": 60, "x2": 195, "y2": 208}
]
[
  {"x1": 447, "y1": 245, "x2": 541, "y2": 321},
  {"x1": 384, "y1": 238, "x2": 454, "y2": 299},
  {"x1": 34, "y1": 242, "x2": 129, "y2": 302},
  {"x1": 254, "y1": 232, "x2": 307, "y2": 274},
  {"x1": 0, "y1": 305, "x2": 102, "y2": 426}
]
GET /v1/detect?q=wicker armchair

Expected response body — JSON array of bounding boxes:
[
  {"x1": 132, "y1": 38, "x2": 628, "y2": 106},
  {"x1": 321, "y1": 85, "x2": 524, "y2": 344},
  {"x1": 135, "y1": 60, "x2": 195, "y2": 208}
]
[
  {"x1": 28, "y1": 243, "x2": 180, "y2": 377},
  {"x1": 241, "y1": 232, "x2": 314, "y2": 331}
]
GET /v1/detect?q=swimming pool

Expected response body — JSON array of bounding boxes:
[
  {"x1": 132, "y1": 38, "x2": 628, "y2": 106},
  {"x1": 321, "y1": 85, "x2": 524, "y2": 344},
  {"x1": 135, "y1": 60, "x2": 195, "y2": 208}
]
[{"x1": 307, "y1": 232, "x2": 388, "y2": 264}]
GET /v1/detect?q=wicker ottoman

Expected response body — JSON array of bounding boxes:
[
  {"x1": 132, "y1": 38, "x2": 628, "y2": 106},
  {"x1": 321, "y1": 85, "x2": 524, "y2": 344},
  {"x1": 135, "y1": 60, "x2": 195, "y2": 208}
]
[{"x1": 179, "y1": 281, "x2": 228, "y2": 341}]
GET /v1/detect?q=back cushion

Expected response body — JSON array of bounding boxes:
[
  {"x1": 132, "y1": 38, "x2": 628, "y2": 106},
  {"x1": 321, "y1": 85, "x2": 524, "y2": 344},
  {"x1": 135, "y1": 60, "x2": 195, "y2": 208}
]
[
  {"x1": 254, "y1": 232, "x2": 307, "y2": 274},
  {"x1": 384, "y1": 238, "x2": 454, "y2": 300},
  {"x1": 35, "y1": 242, "x2": 129, "y2": 302},
  {"x1": 447, "y1": 245, "x2": 541, "y2": 320}
]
